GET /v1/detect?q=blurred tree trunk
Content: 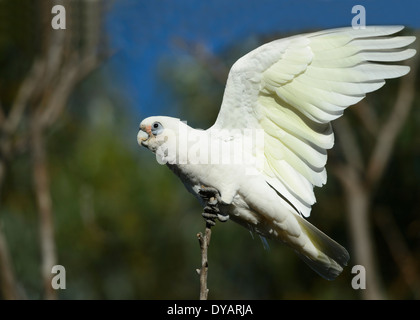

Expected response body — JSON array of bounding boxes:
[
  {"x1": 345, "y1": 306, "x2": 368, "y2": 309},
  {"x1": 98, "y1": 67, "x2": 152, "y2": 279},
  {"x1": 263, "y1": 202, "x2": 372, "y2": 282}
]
[
  {"x1": 333, "y1": 164, "x2": 384, "y2": 299},
  {"x1": 31, "y1": 119, "x2": 57, "y2": 300},
  {"x1": 0, "y1": 0, "x2": 105, "y2": 299}
]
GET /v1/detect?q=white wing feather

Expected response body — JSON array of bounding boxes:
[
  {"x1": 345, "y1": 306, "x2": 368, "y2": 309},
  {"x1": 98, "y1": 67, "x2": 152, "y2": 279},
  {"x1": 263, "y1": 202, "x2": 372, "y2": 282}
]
[{"x1": 211, "y1": 26, "x2": 416, "y2": 217}]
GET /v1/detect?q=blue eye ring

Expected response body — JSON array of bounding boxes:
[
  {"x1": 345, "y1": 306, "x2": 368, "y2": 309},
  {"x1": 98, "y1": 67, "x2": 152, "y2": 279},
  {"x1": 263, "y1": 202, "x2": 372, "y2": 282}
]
[{"x1": 151, "y1": 121, "x2": 163, "y2": 135}]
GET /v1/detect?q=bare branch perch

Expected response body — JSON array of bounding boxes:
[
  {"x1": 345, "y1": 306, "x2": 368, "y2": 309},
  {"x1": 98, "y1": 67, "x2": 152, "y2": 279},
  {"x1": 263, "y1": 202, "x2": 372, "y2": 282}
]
[{"x1": 197, "y1": 225, "x2": 212, "y2": 300}]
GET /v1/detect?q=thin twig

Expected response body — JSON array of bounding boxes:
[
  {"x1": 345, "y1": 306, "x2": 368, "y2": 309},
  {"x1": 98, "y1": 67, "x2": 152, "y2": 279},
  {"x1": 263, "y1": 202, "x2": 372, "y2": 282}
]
[
  {"x1": 4, "y1": 58, "x2": 46, "y2": 135},
  {"x1": 40, "y1": 53, "x2": 101, "y2": 128},
  {"x1": 196, "y1": 224, "x2": 212, "y2": 300}
]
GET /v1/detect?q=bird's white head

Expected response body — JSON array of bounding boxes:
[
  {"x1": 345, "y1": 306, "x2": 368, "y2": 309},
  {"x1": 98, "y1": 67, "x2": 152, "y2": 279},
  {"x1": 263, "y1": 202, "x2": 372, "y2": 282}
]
[{"x1": 137, "y1": 116, "x2": 183, "y2": 160}]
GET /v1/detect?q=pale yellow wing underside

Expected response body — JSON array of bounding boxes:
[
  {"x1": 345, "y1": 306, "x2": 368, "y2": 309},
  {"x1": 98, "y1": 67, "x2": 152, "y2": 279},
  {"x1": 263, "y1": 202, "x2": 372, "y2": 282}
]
[{"x1": 212, "y1": 26, "x2": 416, "y2": 217}]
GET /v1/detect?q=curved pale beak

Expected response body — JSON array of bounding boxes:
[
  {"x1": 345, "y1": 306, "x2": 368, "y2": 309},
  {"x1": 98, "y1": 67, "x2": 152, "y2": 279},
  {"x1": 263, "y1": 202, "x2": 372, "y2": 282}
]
[{"x1": 137, "y1": 129, "x2": 149, "y2": 147}]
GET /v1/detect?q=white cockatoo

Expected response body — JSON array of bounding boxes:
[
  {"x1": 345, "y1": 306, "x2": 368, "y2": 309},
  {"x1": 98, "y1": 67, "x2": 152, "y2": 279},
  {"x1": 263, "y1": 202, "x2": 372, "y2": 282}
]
[{"x1": 137, "y1": 26, "x2": 416, "y2": 280}]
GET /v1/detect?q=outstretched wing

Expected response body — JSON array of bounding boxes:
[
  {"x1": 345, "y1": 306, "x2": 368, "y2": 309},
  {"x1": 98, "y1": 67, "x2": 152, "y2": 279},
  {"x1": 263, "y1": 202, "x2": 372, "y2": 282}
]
[{"x1": 211, "y1": 26, "x2": 416, "y2": 217}]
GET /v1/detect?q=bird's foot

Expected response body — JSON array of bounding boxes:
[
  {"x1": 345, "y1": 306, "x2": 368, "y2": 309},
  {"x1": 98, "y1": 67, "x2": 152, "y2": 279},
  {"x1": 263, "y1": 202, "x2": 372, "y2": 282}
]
[
  {"x1": 199, "y1": 186, "x2": 229, "y2": 227},
  {"x1": 202, "y1": 206, "x2": 229, "y2": 226},
  {"x1": 198, "y1": 186, "x2": 221, "y2": 203}
]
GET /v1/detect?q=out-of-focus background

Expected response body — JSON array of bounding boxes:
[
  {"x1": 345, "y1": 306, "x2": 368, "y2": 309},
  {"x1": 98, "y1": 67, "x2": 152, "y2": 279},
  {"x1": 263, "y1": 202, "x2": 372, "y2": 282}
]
[{"x1": 0, "y1": 0, "x2": 419, "y2": 300}]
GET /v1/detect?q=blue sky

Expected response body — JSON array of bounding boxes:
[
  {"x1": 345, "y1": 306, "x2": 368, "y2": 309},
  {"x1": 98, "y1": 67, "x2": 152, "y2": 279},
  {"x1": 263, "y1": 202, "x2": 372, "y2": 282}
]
[{"x1": 105, "y1": 0, "x2": 420, "y2": 119}]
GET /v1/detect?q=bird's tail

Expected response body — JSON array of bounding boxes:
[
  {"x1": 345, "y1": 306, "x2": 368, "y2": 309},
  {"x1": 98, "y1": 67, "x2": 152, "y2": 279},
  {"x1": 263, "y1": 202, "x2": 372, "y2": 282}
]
[
  {"x1": 232, "y1": 204, "x2": 349, "y2": 280},
  {"x1": 291, "y1": 215, "x2": 350, "y2": 280}
]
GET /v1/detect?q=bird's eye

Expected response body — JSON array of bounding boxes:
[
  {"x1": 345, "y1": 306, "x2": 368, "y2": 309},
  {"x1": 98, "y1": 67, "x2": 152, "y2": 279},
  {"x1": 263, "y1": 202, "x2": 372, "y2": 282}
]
[{"x1": 151, "y1": 121, "x2": 163, "y2": 135}]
